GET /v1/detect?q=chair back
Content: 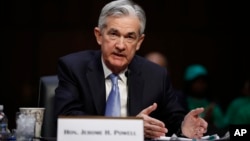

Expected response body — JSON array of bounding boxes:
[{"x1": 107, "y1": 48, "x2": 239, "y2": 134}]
[{"x1": 38, "y1": 75, "x2": 58, "y2": 137}]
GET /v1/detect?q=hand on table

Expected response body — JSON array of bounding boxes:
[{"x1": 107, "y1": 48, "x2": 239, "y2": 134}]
[{"x1": 136, "y1": 103, "x2": 168, "y2": 139}]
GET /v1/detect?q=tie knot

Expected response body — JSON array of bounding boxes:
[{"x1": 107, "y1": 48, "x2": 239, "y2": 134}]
[{"x1": 109, "y1": 74, "x2": 118, "y2": 85}]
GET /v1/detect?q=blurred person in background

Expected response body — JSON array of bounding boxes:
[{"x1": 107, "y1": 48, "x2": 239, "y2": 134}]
[
  {"x1": 145, "y1": 51, "x2": 168, "y2": 68},
  {"x1": 182, "y1": 64, "x2": 226, "y2": 135},
  {"x1": 223, "y1": 75, "x2": 250, "y2": 126},
  {"x1": 145, "y1": 51, "x2": 188, "y2": 112}
]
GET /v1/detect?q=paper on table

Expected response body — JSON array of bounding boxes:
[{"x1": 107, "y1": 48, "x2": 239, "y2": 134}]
[{"x1": 156, "y1": 134, "x2": 220, "y2": 141}]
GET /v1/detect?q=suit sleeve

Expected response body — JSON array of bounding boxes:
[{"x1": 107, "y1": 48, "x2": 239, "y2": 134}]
[
  {"x1": 54, "y1": 57, "x2": 88, "y2": 117},
  {"x1": 152, "y1": 68, "x2": 187, "y2": 136}
]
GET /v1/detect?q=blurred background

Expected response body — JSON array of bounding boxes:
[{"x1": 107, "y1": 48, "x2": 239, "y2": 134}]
[{"x1": 1, "y1": 0, "x2": 249, "y2": 130}]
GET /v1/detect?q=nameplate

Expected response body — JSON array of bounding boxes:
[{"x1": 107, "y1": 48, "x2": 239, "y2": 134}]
[{"x1": 57, "y1": 116, "x2": 144, "y2": 141}]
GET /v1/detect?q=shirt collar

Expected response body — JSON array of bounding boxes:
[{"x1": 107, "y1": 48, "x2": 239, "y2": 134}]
[{"x1": 101, "y1": 57, "x2": 127, "y2": 82}]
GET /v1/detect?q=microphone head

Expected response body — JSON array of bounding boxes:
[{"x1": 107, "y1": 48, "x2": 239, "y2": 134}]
[{"x1": 125, "y1": 69, "x2": 130, "y2": 77}]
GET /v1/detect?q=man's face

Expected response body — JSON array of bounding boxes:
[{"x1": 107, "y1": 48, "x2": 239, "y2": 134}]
[{"x1": 94, "y1": 15, "x2": 145, "y2": 73}]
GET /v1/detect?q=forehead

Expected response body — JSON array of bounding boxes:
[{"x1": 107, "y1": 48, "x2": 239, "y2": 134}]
[{"x1": 104, "y1": 16, "x2": 141, "y2": 34}]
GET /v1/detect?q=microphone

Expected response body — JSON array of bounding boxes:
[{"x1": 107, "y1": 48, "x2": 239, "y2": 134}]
[
  {"x1": 125, "y1": 69, "x2": 131, "y2": 85},
  {"x1": 125, "y1": 69, "x2": 130, "y2": 77},
  {"x1": 125, "y1": 69, "x2": 131, "y2": 115}
]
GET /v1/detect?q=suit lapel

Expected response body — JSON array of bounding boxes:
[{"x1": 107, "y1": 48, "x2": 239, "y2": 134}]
[
  {"x1": 86, "y1": 54, "x2": 106, "y2": 115},
  {"x1": 85, "y1": 54, "x2": 145, "y2": 116},
  {"x1": 127, "y1": 56, "x2": 145, "y2": 116}
]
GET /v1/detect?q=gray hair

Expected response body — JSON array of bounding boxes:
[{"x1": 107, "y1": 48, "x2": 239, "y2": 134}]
[{"x1": 98, "y1": 0, "x2": 146, "y2": 35}]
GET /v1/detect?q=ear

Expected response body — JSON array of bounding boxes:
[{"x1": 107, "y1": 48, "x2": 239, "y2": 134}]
[
  {"x1": 94, "y1": 27, "x2": 102, "y2": 45},
  {"x1": 136, "y1": 34, "x2": 145, "y2": 51}
]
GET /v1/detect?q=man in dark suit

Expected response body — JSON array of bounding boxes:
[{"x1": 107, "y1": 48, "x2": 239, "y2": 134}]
[{"x1": 55, "y1": 0, "x2": 207, "y2": 139}]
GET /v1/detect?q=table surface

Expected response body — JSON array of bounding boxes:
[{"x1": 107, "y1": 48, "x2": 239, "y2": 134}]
[{"x1": 32, "y1": 137, "x2": 230, "y2": 141}]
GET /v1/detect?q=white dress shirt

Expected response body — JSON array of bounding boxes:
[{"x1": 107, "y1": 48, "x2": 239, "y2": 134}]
[{"x1": 101, "y1": 58, "x2": 128, "y2": 117}]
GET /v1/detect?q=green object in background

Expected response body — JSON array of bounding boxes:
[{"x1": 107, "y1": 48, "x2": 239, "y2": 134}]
[{"x1": 184, "y1": 64, "x2": 208, "y2": 81}]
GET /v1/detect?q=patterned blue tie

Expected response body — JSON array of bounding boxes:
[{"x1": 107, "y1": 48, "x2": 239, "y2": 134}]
[{"x1": 105, "y1": 74, "x2": 121, "y2": 117}]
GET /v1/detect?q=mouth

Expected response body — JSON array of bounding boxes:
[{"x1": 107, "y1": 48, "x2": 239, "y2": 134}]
[{"x1": 113, "y1": 52, "x2": 125, "y2": 58}]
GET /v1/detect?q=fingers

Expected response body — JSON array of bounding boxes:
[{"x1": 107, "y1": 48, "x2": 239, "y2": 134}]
[
  {"x1": 144, "y1": 118, "x2": 168, "y2": 139},
  {"x1": 193, "y1": 126, "x2": 206, "y2": 139},
  {"x1": 182, "y1": 108, "x2": 208, "y2": 139},
  {"x1": 140, "y1": 103, "x2": 157, "y2": 115},
  {"x1": 137, "y1": 104, "x2": 168, "y2": 139},
  {"x1": 144, "y1": 124, "x2": 168, "y2": 139},
  {"x1": 139, "y1": 111, "x2": 166, "y2": 129},
  {"x1": 146, "y1": 116, "x2": 166, "y2": 128},
  {"x1": 199, "y1": 118, "x2": 208, "y2": 130},
  {"x1": 191, "y1": 108, "x2": 208, "y2": 130},
  {"x1": 192, "y1": 118, "x2": 208, "y2": 139}
]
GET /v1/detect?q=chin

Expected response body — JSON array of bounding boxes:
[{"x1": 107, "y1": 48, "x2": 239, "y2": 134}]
[
  {"x1": 110, "y1": 60, "x2": 125, "y2": 66},
  {"x1": 110, "y1": 63, "x2": 126, "y2": 71}
]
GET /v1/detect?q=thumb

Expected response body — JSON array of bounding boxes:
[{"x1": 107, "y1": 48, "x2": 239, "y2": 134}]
[
  {"x1": 141, "y1": 103, "x2": 157, "y2": 115},
  {"x1": 189, "y1": 107, "x2": 204, "y2": 117}
]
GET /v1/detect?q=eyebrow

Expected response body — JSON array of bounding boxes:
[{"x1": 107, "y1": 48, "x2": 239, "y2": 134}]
[
  {"x1": 108, "y1": 28, "x2": 118, "y2": 33},
  {"x1": 108, "y1": 28, "x2": 138, "y2": 36}
]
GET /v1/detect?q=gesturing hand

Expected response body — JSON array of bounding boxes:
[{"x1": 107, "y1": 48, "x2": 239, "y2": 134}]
[
  {"x1": 181, "y1": 107, "x2": 208, "y2": 139},
  {"x1": 136, "y1": 103, "x2": 168, "y2": 139}
]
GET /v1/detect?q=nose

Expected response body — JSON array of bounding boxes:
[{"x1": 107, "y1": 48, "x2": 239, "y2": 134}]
[{"x1": 115, "y1": 37, "x2": 126, "y2": 50}]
